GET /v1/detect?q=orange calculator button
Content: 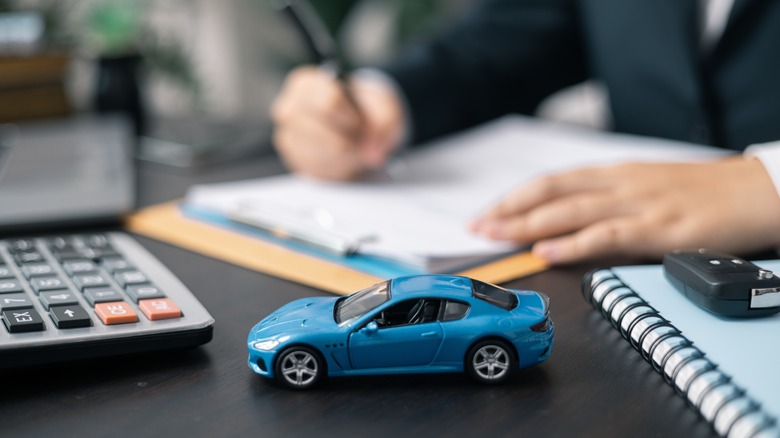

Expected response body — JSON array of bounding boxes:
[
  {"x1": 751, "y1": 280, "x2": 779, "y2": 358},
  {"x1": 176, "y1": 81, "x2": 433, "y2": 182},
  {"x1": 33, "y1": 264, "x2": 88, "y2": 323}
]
[
  {"x1": 94, "y1": 302, "x2": 139, "y2": 325},
  {"x1": 139, "y1": 298, "x2": 182, "y2": 321}
]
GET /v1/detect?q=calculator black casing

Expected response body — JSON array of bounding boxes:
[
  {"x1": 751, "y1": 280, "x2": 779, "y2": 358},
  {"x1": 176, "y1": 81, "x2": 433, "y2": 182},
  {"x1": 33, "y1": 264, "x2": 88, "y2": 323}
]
[{"x1": 0, "y1": 326, "x2": 213, "y2": 368}]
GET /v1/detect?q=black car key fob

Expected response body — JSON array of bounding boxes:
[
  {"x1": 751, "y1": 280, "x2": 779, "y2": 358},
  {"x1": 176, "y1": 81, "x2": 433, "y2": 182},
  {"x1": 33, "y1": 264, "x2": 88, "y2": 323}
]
[{"x1": 663, "y1": 249, "x2": 780, "y2": 317}]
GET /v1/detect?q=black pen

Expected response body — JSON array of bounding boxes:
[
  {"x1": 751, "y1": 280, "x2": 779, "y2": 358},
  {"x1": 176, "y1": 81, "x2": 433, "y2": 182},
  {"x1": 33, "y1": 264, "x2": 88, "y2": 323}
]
[{"x1": 277, "y1": 0, "x2": 363, "y2": 115}]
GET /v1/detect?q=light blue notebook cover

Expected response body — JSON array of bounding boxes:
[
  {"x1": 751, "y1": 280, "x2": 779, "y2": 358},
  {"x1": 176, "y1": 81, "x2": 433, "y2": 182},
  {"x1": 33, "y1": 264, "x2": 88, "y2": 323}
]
[{"x1": 587, "y1": 263, "x2": 780, "y2": 437}]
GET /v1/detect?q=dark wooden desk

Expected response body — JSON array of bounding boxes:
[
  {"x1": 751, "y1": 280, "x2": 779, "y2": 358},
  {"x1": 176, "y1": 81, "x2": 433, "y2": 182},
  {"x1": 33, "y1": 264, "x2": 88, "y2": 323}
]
[{"x1": 1, "y1": 155, "x2": 715, "y2": 437}]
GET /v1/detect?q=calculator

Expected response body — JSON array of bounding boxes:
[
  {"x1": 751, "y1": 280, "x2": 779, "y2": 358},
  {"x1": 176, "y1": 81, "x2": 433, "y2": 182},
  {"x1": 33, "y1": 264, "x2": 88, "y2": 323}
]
[{"x1": 0, "y1": 232, "x2": 214, "y2": 367}]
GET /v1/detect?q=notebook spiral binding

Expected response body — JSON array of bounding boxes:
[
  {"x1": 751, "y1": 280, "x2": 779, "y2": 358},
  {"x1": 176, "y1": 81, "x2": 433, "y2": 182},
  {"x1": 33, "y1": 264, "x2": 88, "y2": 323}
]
[{"x1": 582, "y1": 268, "x2": 780, "y2": 438}]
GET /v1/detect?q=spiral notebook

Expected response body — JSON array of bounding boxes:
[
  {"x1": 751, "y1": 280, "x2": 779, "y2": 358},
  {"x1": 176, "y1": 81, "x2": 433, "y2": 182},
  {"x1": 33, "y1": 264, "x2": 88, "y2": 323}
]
[{"x1": 582, "y1": 264, "x2": 780, "y2": 438}]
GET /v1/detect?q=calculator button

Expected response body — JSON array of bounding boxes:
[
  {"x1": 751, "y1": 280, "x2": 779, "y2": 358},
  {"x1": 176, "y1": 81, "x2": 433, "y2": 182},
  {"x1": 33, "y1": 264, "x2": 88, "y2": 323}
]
[
  {"x1": 72, "y1": 274, "x2": 109, "y2": 290},
  {"x1": 21, "y1": 263, "x2": 55, "y2": 278},
  {"x1": 46, "y1": 236, "x2": 70, "y2": 250},
  {"x1": 94, "y1": 302, "x2": 139, "y2": 325},
  {"x1": 115, "y1": 271, "x2": 148, "y2": 288},
  {"x1": 85, "y1": 234, "x2": 111, "y2": 248},
  {"x1": 30, "y1": 276, "x2": 67, "y2": 294},
  {"x1": 53, "y1": 250, "x2": 85, "y2": 262},
  {"x1": 49, "y1": 305, "x2": 91, "y2": 329},
  {"x1": 0, "y1": 279, "x2": 24, "y2": 294},
  {"x1": 139, "y1": 299, "x2": 181, "y2": 321},
  {"x1": 0, "y1": 293, "x2": 34, "y2": 310},
  {"x1": 62, "y1": 260, "x2": 98, "y2": 275},
  {"x1": 126, "y1": 284, "x2": 165, "y2": 302},
  {"x1": 14, "y1": 252, "x2": 44, "y2": 264},
  {"x1": 2, "y1": 308, "x2": 45, "y2": 333},
  {"x1": 39, "y1": 291, "x2": 80, "y2": 310},
  {"x1": 8, "y1": 239, "x2": 35, "y2": 253},
  {"x1": 83, "y1": 287, "x2": 124, "y2": 306},
  {"x1": 101, "y1": 257, "x2": 133, "y2": 273},
  {"x1": 0, "y1": 266, "x2": 15, "y2": 279},
  {"x1": 80, "y1": 248, "x2": 120, "y2": 260}
]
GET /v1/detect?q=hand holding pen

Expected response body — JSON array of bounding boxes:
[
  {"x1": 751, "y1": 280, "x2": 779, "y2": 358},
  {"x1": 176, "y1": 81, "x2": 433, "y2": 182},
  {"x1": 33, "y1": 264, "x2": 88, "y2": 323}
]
[{"x1": 271, "y1": 0, "x2": 406, "y2": 181}]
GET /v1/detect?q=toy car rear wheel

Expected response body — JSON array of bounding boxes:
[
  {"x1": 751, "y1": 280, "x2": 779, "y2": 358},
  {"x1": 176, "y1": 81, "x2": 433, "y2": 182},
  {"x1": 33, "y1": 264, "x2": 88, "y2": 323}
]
[
  {"x1": 275, "y1": 346, "x2": 324, "y2": 390},
  {"x1": 466, "y1": 340, "x2": 514, "y2": 384}
]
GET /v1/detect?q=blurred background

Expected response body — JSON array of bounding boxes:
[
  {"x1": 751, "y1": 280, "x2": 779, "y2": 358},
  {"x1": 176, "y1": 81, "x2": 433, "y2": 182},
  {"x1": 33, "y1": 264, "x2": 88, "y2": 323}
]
[{"x1": 0, "y1": 0, "x2": 603, "y2": 166}]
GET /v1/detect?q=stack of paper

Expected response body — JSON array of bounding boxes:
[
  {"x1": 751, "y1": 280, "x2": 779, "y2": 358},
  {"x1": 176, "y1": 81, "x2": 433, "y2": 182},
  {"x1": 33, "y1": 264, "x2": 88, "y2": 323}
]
[{"x1": 184, "y1": 116, "x2": 727, "y2": 273}]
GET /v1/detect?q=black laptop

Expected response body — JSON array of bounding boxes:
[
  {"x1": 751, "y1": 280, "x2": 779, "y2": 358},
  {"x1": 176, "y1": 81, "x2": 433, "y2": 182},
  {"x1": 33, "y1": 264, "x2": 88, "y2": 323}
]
[{"x1": 0, "y1": 115, "x2": 135, "y2": 232}]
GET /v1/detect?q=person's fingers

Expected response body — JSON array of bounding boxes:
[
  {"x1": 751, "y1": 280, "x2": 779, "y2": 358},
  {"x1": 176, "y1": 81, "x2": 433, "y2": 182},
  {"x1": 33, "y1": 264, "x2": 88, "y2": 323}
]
[
  {"x1": 272, "y1": 66, "x2": 406, "y2": 180},
  {"x1": 478, "y1": 166, "x2": 618, "y2": 221},
  {"x1": 274, "y1": 115, "x2": 363, "y2": 180},
  {"x1": 351, "y1": 77, "x2": 405, "y2": 169},
  {"x1": 272, "y1": 66, "x2": 363, "y2": 141},
  {"x1": 474, "y1": 192, "x2": 633, "y2": 243},
  {"x1": 531, "y1": 217, "x2": 648, "y2": 264}
]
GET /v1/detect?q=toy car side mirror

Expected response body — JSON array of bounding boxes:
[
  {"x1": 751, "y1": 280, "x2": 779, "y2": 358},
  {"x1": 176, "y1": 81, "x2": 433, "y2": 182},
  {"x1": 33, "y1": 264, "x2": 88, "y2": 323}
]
[{"x1": 364, "y1": 321, "x2": 378, "y2": 335}]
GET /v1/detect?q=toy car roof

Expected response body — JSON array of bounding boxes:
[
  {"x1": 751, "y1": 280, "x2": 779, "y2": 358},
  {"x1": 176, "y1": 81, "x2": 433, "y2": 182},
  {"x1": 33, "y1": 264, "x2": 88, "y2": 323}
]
[{"x1": 389, "y1": 275, "x2": 474, "y2": 300}]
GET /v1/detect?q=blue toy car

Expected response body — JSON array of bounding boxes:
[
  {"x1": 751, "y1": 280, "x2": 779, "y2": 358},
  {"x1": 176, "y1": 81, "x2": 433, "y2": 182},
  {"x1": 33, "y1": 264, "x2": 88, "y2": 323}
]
[{"x1": 247, "y1": 275, "x2": 553, "y2": 389}]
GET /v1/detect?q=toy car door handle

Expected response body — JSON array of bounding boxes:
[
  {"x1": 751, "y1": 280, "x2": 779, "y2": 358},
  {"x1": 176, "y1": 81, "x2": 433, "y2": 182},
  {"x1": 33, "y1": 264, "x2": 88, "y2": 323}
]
[{"x1": 421, "y1": 331, "x2": 438, "y2": 337}]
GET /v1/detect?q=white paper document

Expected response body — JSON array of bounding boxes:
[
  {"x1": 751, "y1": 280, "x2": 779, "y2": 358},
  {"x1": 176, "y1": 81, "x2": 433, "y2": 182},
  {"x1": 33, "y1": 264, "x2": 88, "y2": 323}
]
[{"x1": 185, "y1": 116, "x2": 728, "y2": 272}]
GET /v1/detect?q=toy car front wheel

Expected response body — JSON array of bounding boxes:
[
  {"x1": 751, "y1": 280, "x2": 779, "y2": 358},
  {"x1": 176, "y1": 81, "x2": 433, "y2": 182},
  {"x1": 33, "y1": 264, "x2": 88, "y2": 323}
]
[
  {"x1": 466, "y1": 340, "x2": 514, "y2": 384},
  {"x1": 275, "y1": 346, "x2": 324, "y2": 390}
]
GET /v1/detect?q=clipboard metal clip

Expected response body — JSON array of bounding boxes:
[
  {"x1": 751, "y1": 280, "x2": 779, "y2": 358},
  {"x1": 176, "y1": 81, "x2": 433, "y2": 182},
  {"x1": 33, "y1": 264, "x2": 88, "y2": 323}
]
[{"x1": 228, "y1": 200, "x2": 376, "y2": 257}]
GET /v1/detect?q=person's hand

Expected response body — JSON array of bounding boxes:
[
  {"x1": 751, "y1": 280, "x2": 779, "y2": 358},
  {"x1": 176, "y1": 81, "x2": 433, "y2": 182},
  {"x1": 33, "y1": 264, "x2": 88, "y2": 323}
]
[
  {"x1": 271, "y1": 66, "x2": 405, "y2": 181},
  {"x1": 471, "y1": 157, "x2": 780, "y2": 264}
]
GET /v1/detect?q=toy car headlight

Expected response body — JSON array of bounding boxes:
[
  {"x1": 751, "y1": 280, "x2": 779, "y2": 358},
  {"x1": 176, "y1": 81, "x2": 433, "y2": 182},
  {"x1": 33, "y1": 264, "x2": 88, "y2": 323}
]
[{"x1": 253, "y1": 339, "x2": 280, "y2": 351}]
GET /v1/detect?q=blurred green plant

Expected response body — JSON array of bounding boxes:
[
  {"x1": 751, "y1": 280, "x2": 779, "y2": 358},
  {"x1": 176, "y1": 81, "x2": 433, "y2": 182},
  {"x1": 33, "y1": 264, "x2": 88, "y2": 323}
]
[
  {"x1": 84, "y1": 0, "x2": 201, "y2": 102},
  {"x1": 307, "y1": 0, "x2": 443, "y2": 47},
  {"x1": 85, "y1": 0, "x2": 142, "y2": 55},
  {"x1": 1, "y1": 0, "x2": 201, "y2": 103},
  {"x1": 307, "y1": 0, "x2": 356, "y2": 35}
]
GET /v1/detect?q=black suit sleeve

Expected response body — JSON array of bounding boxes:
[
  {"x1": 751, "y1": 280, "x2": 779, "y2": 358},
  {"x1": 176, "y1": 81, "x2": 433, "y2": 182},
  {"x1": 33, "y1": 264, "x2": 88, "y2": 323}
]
[{"x1": 383, "y1": 0, "x2": 588, "y2": 144}]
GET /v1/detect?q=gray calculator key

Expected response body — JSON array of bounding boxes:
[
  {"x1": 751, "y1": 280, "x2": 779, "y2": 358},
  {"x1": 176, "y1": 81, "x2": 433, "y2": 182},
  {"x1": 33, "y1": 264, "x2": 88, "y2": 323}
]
[
  {"x1": 72, "y1": 274, "x2": 109, "y2": 290},
  {"x1": 8, "y1": 239, "x2": 35, "y2": 252},
  {"x1": 0, "y1": 266, "x2": 14, "y2": 279},
  {"x1": 101, "y1": 257, "x2": 133, "y2": 273},
  {"x1": 39, "y1": 291, "x2": 80, "y2": 310},
  {"x1": 30, "y1": 276, "x2": 67, "y2": 294},
  {"x1": 114, "y1": 271, "x2": 148, "y2": 288},
  {"x1": 49, "y1": 305, "x2": 91, "y2": 329},
  {"x1": 0, "y1": 279, "x2": 23, "y2": 294},
  {"x1": 54, "y1": 251, "x2": 84, "y2": 262},
  {"x1": 80, "y1": 248, "x2": 120, "y2": 260},
  {"x1": 0, "y1": 293, "x2": 33, "y2": 310},
  {"x1": 126, "y1": 284, "x2": 166, "y2": 302},
  {"x1": 85, "y1": 234, "x2": 110, "y2": 248},
  {"x1": 2, "y1": 308, "x2": 45, "y2": 333},
  {"x1": 14, "y1": 252, "x2": 45, "y2": 264},
  {"x1": 62, "y1": 260, "x2": 98, "y2": 275},
  {"x1": 21, "y1": 263, "x2": 55, "y2": 278},
  {"x1": 83, "y1": 287, "x2": 123, "y2": 306}
]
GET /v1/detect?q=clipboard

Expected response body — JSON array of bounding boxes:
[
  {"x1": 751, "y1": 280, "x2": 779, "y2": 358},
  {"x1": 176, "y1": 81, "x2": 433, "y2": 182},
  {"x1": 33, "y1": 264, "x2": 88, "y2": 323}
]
[{"x1": 125, "y1": 201, "x2": 549, "y2": 295}]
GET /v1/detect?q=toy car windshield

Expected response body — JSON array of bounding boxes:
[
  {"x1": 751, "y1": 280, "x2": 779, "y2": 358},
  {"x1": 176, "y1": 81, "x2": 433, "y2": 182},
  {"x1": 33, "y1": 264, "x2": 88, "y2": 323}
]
[{"x1": 334, "y1": 280, "x2": 390, "y2": 323}]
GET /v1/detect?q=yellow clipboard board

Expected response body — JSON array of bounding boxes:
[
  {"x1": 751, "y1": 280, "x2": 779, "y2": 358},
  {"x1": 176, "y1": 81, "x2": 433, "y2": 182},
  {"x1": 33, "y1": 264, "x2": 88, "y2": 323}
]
[{"x1": 126, "y1": 201, "x2": 548, "y2": 295}]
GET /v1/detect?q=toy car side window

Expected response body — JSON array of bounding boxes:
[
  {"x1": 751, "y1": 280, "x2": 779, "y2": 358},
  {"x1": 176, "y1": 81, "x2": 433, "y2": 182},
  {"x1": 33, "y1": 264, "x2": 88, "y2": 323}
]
[
  {"x1": 374, "y1": 299, "x2": 441, "y2": 328},
  {"x1": 439, "y1": 300, "x2": 469, "y2": 322},
  {"x1": 472, "y1": 279, "x2": 518, "y2": 310}
]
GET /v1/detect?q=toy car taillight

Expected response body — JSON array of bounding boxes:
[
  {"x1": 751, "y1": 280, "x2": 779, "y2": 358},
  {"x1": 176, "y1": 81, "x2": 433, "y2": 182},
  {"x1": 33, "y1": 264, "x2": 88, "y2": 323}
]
[{"x1": 530, "y1": 317, "x2": 550, "y2": 332}]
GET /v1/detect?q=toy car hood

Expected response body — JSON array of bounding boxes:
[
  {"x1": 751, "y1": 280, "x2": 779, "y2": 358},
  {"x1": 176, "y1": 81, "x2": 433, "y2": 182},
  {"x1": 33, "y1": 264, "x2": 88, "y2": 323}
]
[{"x1": 249, "y1": 297, "x2": 339, "y2": 338}]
